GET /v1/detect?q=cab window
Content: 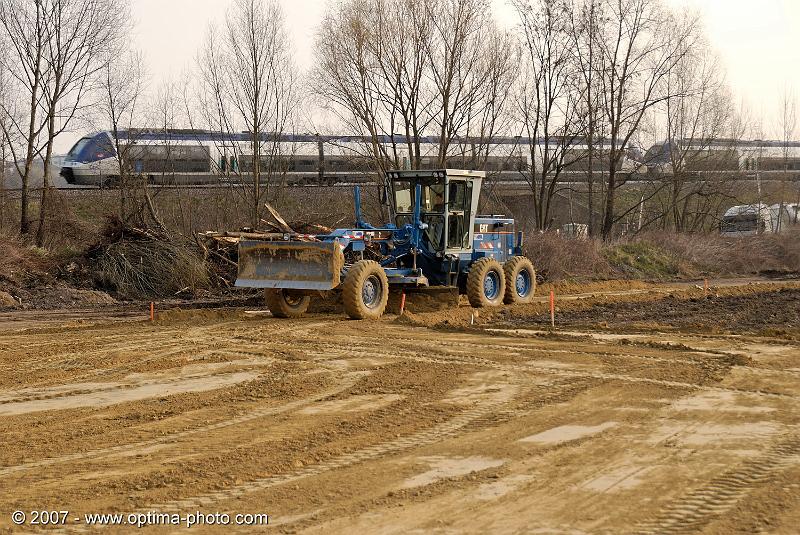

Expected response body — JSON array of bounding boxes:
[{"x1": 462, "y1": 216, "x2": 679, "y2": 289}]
[
  {"x1": 393, "y1": 180, "x2": 413, "y2": 213},
  {"x1": 420, "y1": 184, "x2": 445, "y2": 212},
  {"x1": 447, "y1": 180, "x2": 473, "y2": 249}
]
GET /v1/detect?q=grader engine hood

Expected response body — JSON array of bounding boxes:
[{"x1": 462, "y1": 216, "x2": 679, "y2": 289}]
[{"x1": 235, "y1": 240, "x2": 345, "y2": 290}]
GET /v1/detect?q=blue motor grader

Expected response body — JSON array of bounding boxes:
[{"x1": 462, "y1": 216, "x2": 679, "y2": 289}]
[{"x1": 236, "y1": 169, "x2": 536, "y2": 319}]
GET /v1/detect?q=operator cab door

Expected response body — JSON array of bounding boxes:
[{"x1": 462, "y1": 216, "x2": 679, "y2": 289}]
[
  {"x1": 391, "y1": 176, "x2": 447, "y2": 252},
  {"x1": 445, "y1": 179, "x2": 474, "y2": 252}
]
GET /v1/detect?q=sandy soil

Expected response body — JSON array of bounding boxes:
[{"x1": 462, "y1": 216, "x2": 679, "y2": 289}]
[{"x1": 0, "y1": 280, "x2": 799, "y2": 534}]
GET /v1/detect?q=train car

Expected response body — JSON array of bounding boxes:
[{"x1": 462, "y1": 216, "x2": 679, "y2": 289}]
[
  {"x1": 644, "y1": 138, "x2": 800, "y2": 176},
  {"x1": 59, "y1": 129, "x2": 636, "y2": 188}
]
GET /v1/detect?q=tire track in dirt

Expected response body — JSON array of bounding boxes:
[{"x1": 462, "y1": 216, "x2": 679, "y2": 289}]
[
  {"x1": 140, "y1": 401, "x2": 507, "y2": 527},
  {"x1": 0, "y1": 336, "x2": 185, "y2": 374},
  {"x1": 0, "y1": 319, "x2": 293, "y2": 385},
  {"x1": 237, "y1": 330, "x2": 734, "y2": 383},
  {"x1": 0, "y1": 372, "x2": 365, "y2": 477},
  {"x1": 413, "y1": 352, "x2": 798, "y2": 400},
  {"x1": 634, "y1": 436, "x2": 800, "y2": 534},
  {"x1": 0, "y1": 339, "x2": 194, "y2": 378},
  {"x1": 0, "y1": 361, "x2": 264, "y2": 407},
  {"x1": 394, "y1": 333, "x2": 734, "y2": 371},
  {"x1": 285, "y1": 339, "x2": 799, "y2": 401},
  {"x1": 0, "y1": 345, "x2": 212, "y2": 394},
  {"x1": 5, "y1": 326, "x2": 188, "y2": 353},
  {"x1": 0, "y1": 342, "x2": 281, "y2": 405},
  {"x1": 55, "y1": 374, "x2": 525, "y2": 534}
]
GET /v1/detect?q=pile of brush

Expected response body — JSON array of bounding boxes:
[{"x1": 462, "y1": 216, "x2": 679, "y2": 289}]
[{"x1": 88, "y1": 216, "x2": 210, "y2": 300}]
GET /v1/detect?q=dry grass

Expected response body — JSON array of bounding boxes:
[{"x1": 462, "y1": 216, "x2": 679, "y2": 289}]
[
  {"x1": 641, "y1": 230, "x2": 800, "y2": 276},
  {"x1": 3, "y1": 188, "x2": 800, "y2": 294},
  {"x1": 0, "y1": 233, "x2": 49, "y2": 282},
  {"x1": 524, "y1": 230, "x2": 800, "y2": 282},
  {"x1": 88, "y1": 216, "x2": 211, "y2": 300},
  {"x1": 524, "y1": 232, "x2": 613, "y2": 280},
  {"x1": 94, "y1": 239, "x2": 210, "y2": 300}
]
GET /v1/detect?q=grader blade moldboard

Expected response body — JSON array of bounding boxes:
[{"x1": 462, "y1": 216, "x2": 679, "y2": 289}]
[{"x1": 235, "y1": 240, "x2": 344, "y2": 290}]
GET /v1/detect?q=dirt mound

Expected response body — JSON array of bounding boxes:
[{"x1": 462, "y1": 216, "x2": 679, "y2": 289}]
[
  {"x1": 0, "y1": 281, "x2": 117, "y2": 310},
  {"x1": 538, "y1": 279, "x2": 650, "y2": 295},
  {"x1": 393, "y1": 310, "x2": 419, "y2": 325},
  {"x1": 387, "y1": 288, "x2": 459, "y2": 314}
]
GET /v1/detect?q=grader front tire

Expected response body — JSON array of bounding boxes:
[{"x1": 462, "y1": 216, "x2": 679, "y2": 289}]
[
  {"x1": 342, "y1": 260, "x2": 389, "y2": 320},
  {"x1": 466, "y1": 257, "x2": 506, "y2": 308},
  {"x1": 265, "y1": 289, "x2": 311, "y2": 318}
]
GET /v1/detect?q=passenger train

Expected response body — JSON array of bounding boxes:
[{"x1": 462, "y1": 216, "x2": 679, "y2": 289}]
[
  {"x1": 59, "y1": 129, "x2": 637, "y2": 188},
  {"x1": 644, "y1": 139, "x2": 800, "y2": 175}
]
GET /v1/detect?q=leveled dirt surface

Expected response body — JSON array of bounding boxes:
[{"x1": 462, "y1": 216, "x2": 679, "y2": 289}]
[
  {"x1": 0, "y1": 281, "x2": 799, "y2": 534},
  {"x1": 497, "y1": 287, "x2": 800, "y2": 335}
]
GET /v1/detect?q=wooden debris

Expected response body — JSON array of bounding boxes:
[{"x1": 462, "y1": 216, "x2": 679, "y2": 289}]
[{"x1": 264, "y1": 201, "x2": 295, "y2": 233}]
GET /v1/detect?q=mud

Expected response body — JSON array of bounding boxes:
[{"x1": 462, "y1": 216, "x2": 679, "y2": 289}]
[
  {"x1": 0, "y1": 279, "x2": 799, "y2": 534},
  {"x1": 502, "y1": 287, "x2": 800, "y2": 334}
]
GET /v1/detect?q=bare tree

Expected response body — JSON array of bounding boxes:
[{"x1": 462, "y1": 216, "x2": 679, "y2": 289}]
[
  {"x1": 777, "y1": 86, "x2": 797, "y2": 229},
  {"x1": 570, "y1": 0, "x2": 604, "y2": 235},
  {"x1": 425, "y1": 0, "x2": 517, "y2": 167},
  {"x1": 314, "y1": 0, "x2": 516, "y2": 174},
  {"x1": 148, "y1": 79, "x2": 185, "y2": 233},
  {"x1": 593, "y1": 0, "x2": 699, "y2": 239},
  {"x1": 197, "y1": 0, "x2": 298, "y2": 228},
  {"x1": 0, "y1": 0, "x2": 49, "y2": 235},
  {"x1": 0, "y1": 68, "x2": 11, "y2": 228},
  {"x1": 35, "y1": 0, "x2": 128, "y2": 245},
  {"x1": 656, "y1": 41, "x2": 733, "y2": 231},
  {"x1": 314, "y1": 0, "x2": 432, "y2": 171},
  {"x1": 514, "y1": 0, "x2": 585, "y2": 230},
  {"x1": 99, "y1": 50, "x2": 146, "y2": 221}
]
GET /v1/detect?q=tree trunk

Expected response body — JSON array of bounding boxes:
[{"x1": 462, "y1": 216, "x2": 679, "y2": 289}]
[
  {"x1": 601, "y1": 167, "x2": 616, "y2": 239},
  {"x1": 0, "y1": 140, "x2": 5, "y2": 228},
  {"x1": 252, "y1": 130, "x2": 260, "y2": 228},
  {"x1": 587, "y1": 130, "x2": 594, "y2": 236},
  {"x1": 36, "y1": 111, "x2": 58, "y2": 247}
]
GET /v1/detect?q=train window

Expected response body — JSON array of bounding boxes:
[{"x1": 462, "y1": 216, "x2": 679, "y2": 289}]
[
  {"x1": 68, "y1": 135, "x2": 115, "y2": 163},
  {"x1": 68, "y1": 138, "x2": 92, "y2": 157}
]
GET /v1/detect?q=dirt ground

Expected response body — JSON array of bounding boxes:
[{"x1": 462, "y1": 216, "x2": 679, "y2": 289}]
[{"x1": 1, "y1": 280, "x2": 799, "y2": 534}]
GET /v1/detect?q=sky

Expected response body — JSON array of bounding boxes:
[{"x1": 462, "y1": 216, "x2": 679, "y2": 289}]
[{"x1": 57, "y1": 0, "x2": 800, "y2": 152}]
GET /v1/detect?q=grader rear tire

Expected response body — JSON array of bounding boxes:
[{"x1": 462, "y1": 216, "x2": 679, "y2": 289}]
[
  {"x1": 467, "y1": 257, "x2": 506, "y2": 308},
  {"x1": 503, "y1": 256, "x2": 536, "y2": 304},
  {"x1": 265, "y1": 289, "x2": 310, "y2": 318},
  {"x1": 342, "y1": 260, "x2": 389, "y2": 320}
]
